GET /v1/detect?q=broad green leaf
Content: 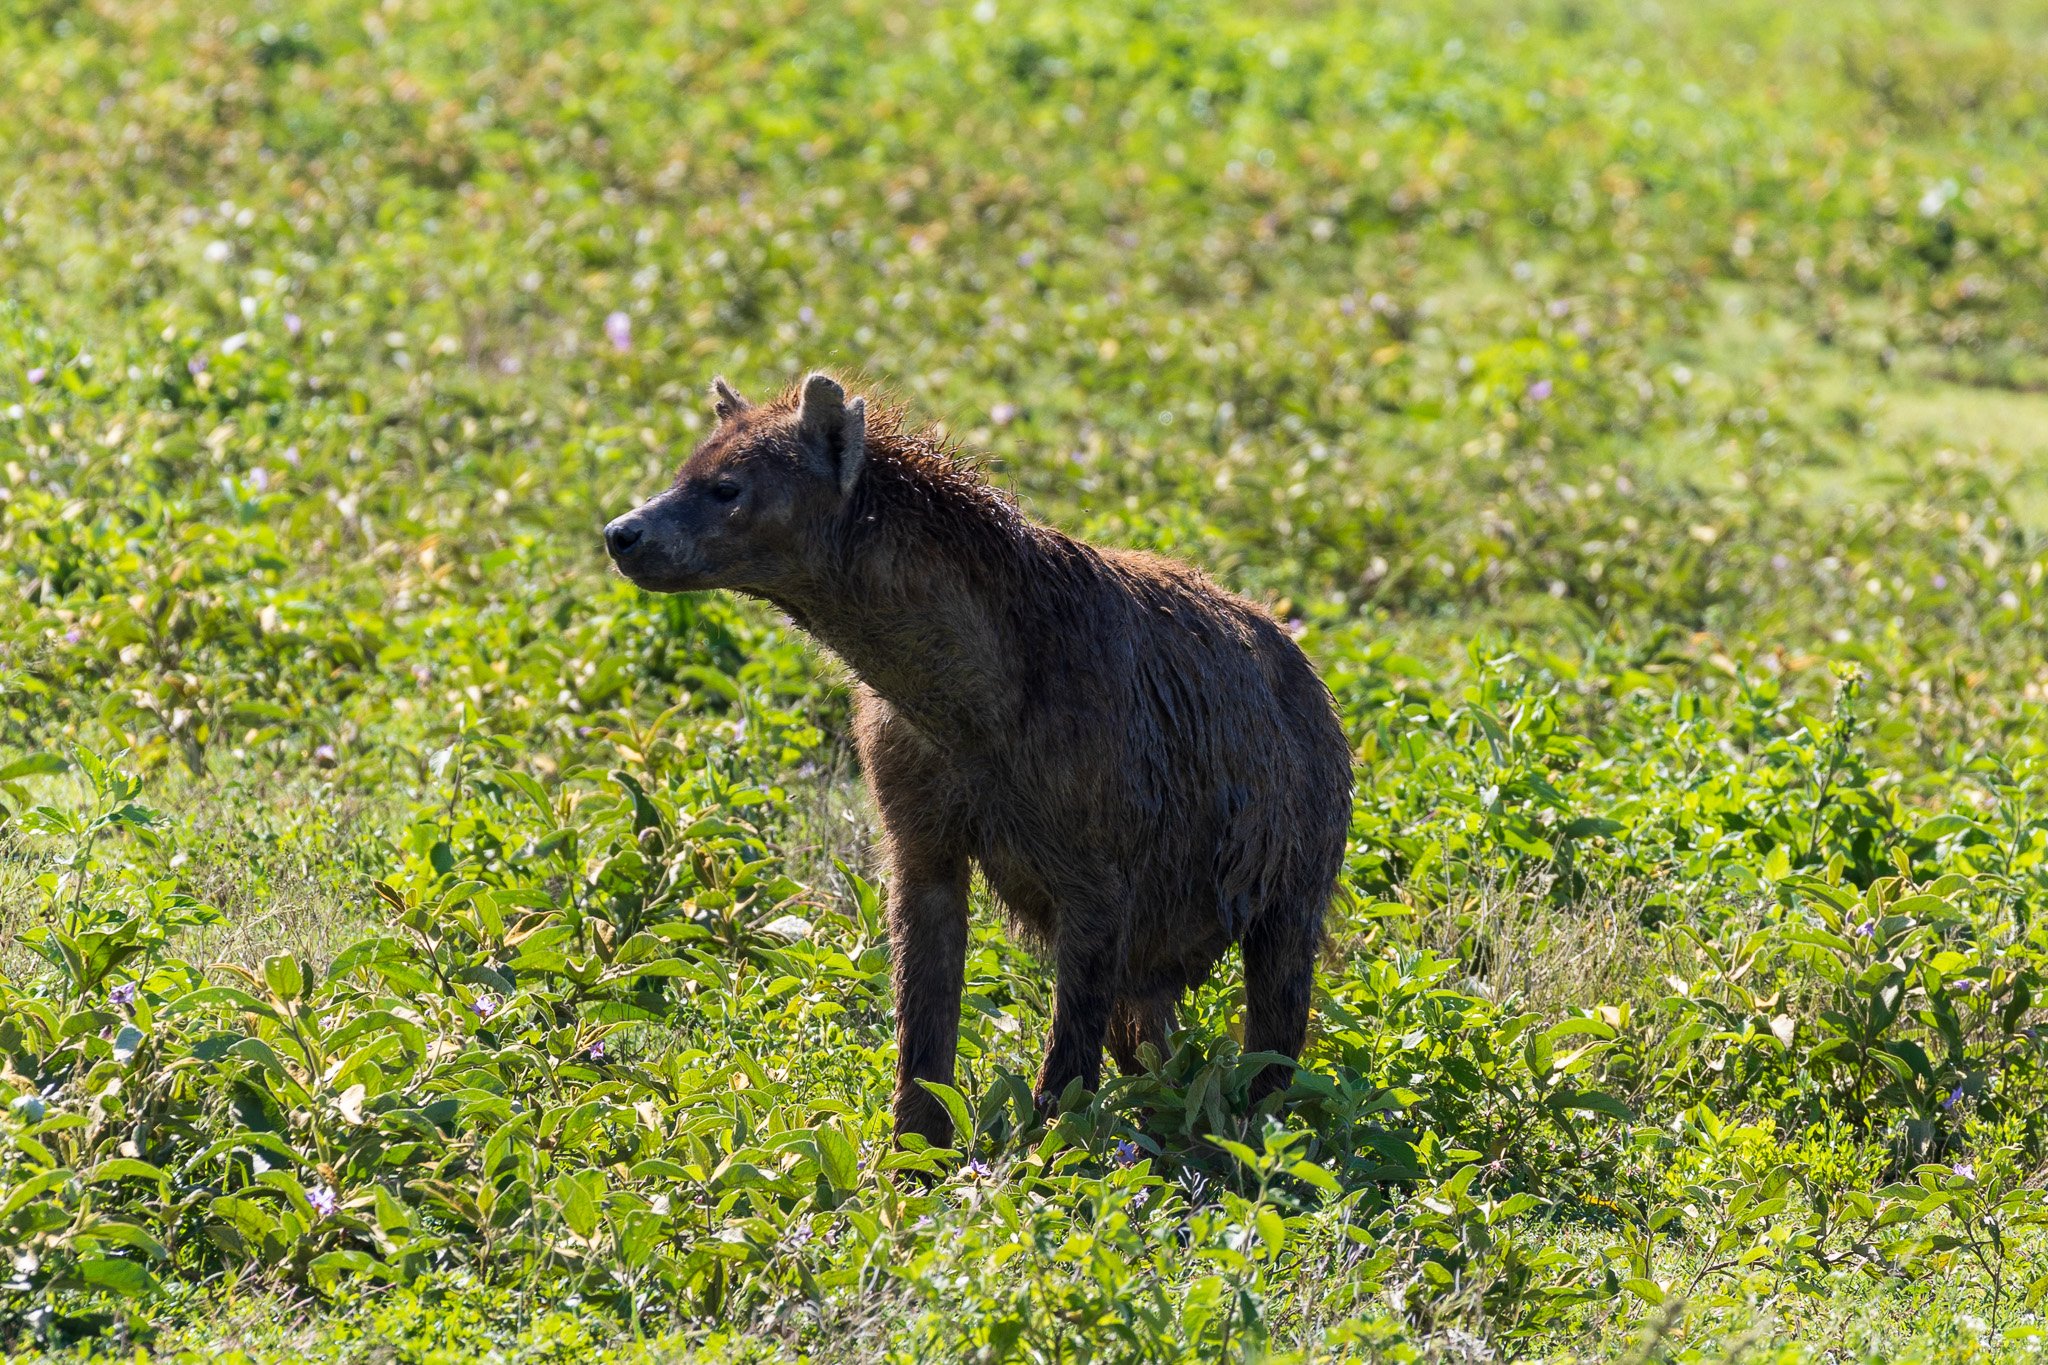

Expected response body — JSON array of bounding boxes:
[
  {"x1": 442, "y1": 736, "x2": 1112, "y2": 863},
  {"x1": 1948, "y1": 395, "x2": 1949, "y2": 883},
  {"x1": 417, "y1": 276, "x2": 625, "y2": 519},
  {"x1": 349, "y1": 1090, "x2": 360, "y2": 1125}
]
[
  {"x1": 77, "y1": 1257, "x2": 158, "y2": 1297},
  {"x1": 815, "y1": 1127, "x2": 860, "y2": 1194},
  {"x1": 915, "y1": 1080, "x2": 974, "y2": 1147}
]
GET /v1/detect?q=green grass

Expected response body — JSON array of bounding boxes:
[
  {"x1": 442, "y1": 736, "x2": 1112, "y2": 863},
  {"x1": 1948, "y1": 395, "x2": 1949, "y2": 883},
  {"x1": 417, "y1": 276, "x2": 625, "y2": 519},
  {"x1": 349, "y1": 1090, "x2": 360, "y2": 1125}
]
[{"x1": 7, "y1": 0, "x2": 2048, "y2": 1359}]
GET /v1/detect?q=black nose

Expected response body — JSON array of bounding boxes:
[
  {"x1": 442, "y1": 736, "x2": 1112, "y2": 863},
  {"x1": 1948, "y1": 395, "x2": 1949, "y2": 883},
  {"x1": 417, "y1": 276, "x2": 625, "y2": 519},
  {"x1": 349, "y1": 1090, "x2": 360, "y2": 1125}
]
[{"x1": 605, "y1": 517, "x2": 643, "y2": 556}]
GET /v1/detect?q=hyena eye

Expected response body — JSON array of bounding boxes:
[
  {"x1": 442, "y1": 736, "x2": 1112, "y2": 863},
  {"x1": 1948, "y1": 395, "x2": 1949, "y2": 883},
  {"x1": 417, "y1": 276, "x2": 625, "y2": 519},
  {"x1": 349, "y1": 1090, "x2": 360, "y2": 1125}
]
[{"x1": 710, "y1": 479, "x2": 742, "y2": 503}]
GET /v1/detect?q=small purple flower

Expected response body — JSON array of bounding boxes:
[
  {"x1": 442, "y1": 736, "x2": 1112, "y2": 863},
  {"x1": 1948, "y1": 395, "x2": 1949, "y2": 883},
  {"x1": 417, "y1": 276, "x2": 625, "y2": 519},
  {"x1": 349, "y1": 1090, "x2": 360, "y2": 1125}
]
[
  {"x1": 284, "y1": 312, "x2": 303, "y2": 338},
  {"x1": 991, "y1": 402, "x2": 1018, "y2": 426},
  {"x1": 587, "y1": 1040, "x2": 605, "y2": 1060},
  {"x1": 471, "y1": 993, "x2": 497, "y2": 1020},
  {"x1": 1771, "y1": 554, "x2": 1791, "y2": 573},
  {"x1": 1953, "y1": 1162, "x2": 1976, "y2": 1182},
  {"x1": 1525, "y1": 378, "x2": 1553, "y2": 402},
  {"x1": 1852, "y1": 921, "x2": 1875, "y2": 938},
  {"x1": 108, "y1": 982, "x2": 138, "y2": 1007},
  {"x1": 604, "y1": 310, "x2": 632, "y2": 353},
  {"x1": 1931, "y1": 573, "x2": 1948, "y2": 589},
  {"x1": 307, "y1": 1184, "x2": 338, "y2": 1217},
  {"x1": 64, "y1": 628, "x2": 82, "y2": 645},
  {"x1": 25, "y1": 367, "x2": 45, "y2": 385},
  {"x1": 312, "y1": 743, "x2": 337, "y2": 767},
  {"x1": 798, "y1": 306, "x2": 816, "y2": 325},
  {"x1": 1942, "y1": 1085, "x2": 1966, "y2": 1111},
  {"x1": 1130, "y1": 1186, "x2": 1150, "y2": 1210},
  {"x1": 187, "y1": 354, "x2": 208, "y2": 376},
  {"x1": 964, "y1": 1156, "x2": 993, "y2": 1180},
  {"x1": 1113, "y1": 1139, "x2": 1141, "y2": 1169}
]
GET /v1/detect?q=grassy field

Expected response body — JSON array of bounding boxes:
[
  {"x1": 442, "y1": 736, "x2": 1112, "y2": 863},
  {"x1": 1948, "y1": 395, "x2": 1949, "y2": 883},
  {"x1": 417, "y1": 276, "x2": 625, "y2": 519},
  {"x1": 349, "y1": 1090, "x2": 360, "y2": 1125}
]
[{"x1": 7, "y1": 0, "x2": 2048, "y2": 1359}]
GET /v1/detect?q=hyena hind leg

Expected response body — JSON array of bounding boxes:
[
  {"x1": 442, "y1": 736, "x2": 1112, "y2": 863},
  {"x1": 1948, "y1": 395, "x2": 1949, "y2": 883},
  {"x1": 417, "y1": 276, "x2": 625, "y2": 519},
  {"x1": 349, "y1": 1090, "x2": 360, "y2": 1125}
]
[
  {"x1": 1241, "y1": 911, "x2": 1319, "y2": 1104},
  {"x1": 1106, "y1": 992, "x2": 1177, "y2": 1076}
]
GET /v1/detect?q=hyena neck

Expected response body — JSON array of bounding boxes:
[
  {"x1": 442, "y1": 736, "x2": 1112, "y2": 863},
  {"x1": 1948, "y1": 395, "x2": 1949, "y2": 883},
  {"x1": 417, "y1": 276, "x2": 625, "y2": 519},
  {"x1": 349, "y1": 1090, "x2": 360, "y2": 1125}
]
[{"x1": 769, "y1": 440, "x2": 1058, "y2": 749}]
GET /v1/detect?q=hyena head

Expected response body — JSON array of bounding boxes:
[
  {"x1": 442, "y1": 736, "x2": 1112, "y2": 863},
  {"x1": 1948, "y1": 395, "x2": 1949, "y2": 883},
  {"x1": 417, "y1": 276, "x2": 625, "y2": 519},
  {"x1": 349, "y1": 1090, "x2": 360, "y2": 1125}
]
[{"x1": 604, "y1": 372, "x2": 866, "y2": 595}]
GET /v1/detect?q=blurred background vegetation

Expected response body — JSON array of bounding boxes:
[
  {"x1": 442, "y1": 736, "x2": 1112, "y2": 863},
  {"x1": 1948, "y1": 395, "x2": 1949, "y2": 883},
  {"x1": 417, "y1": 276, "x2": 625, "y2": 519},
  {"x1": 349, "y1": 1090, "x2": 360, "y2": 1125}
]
[{"x1": 6, "y1": 0, "x2": 2048, "y2": 1360}]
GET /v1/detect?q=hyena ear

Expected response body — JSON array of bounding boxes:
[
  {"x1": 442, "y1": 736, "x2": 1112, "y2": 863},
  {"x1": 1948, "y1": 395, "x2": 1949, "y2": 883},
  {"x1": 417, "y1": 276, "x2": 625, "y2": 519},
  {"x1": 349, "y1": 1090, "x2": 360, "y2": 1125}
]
[
  {"x1": 710, "y1": 376, "x2": 749, "y2": 422},
  {"x1": 795, "y1": 372, "x2": 866, "y2": 497}
]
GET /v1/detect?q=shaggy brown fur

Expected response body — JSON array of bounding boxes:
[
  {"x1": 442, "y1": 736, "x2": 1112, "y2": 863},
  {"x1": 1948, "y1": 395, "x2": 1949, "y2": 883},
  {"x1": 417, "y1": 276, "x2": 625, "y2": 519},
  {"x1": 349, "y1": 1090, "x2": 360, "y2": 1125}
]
[{"x1": 605, "y1": 372, "x2": 1353, "y2": 1148}]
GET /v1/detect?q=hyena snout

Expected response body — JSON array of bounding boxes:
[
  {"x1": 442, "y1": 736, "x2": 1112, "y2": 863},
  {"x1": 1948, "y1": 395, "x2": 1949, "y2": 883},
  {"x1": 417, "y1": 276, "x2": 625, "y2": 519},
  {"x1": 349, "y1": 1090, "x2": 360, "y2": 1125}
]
[{"x1": 603, "y1": 514, "x2": 646, "y2": 557}]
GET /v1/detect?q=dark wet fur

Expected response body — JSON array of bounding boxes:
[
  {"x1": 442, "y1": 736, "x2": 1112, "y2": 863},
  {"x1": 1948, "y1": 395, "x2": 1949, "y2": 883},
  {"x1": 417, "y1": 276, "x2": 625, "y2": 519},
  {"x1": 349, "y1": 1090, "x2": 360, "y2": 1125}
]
[{"x1": 607, "y1": 375, "x2": 1354, "y2": 1148}]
